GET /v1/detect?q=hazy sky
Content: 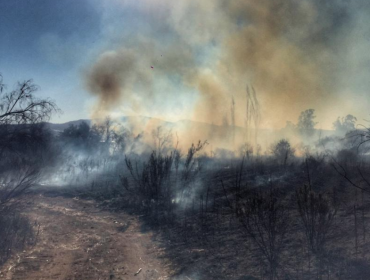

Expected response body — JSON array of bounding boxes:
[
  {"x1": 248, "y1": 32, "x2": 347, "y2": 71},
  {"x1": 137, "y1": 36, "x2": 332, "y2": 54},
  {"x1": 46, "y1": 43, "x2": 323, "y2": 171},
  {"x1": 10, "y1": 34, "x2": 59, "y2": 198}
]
[{"x1": 1, "y1": 0, "x2": 370, "y2": 129}]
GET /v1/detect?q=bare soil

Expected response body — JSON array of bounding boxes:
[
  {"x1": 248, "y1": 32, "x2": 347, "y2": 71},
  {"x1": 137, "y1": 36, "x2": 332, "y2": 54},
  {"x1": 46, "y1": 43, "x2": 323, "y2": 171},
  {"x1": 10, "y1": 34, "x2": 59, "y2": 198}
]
[{"x1": 0, "y1": 193, "x2": 171, "y2": 280}]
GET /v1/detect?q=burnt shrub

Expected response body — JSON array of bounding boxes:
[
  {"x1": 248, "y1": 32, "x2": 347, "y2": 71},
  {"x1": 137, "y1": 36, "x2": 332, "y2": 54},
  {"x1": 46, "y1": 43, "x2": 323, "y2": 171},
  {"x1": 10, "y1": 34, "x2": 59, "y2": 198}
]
[{"x1": 0, "y1": 208, "x2": 34, "y2": 265}]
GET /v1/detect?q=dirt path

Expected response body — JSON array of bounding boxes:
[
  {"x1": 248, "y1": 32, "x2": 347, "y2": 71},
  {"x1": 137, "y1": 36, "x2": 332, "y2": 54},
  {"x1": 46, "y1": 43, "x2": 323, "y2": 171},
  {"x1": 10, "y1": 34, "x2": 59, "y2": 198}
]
[{"x1": 1, "y1": 194, "x2": 171, "y2": 280}]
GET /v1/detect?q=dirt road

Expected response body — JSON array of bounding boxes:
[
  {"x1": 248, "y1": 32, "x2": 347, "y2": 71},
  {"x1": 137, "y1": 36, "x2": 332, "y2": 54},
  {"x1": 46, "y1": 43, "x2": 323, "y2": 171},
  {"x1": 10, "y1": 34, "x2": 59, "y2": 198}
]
[{"x1": 1, "y1": 194, "x2": 171, "y2": 280}]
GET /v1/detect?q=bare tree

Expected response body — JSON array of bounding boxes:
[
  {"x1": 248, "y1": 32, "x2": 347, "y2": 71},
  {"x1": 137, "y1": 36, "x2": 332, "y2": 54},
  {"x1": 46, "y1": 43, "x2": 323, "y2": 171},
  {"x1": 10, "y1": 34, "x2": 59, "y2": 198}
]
[
  {"x1": 0, "y1": 76, "x2": 59, "y2": 125},
  {"x1": 239, "y1": 142, "x2": 254, "y2": 159},
  {"x1": 333, "y1": 114, "x2": 357, "y2": 135},
  {"x1": 298, "y1": 109, "x2": 317, "y2": 138},
  {"x1": 182, "y1": 140, "x2": 208, "y2": 183},
  {"x1": 245, "y1": 86, "x2": 261, "y2": 145},
  {"x1": 231, "y1": 96, "x2": 236, "y2": 148},
  {"x1": 0, "y1": 75, "x2": 60, "y2": 205},
  {"x1": 152, "y1": 126, "x2": 173, "y2": 155},
  {"x1": 111, "y1": 130, "x2": 129, "y2": 155}
]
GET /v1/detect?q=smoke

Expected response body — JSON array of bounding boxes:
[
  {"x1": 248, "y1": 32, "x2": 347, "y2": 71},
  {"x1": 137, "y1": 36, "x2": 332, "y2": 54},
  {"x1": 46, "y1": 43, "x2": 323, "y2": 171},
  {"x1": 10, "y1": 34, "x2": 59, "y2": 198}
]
[
  {"x1": 85, "y1": 0, "x2": 367, "y2": 137},
  {"x1": 85, "y1": 38, "x2": 196, "y2": 119},
  {"x1": 86, "y1": 50, "x2": 136, "y2": 118},
  {"x1": 219, "y1": 0, "x2": 355, "y2": 128}
]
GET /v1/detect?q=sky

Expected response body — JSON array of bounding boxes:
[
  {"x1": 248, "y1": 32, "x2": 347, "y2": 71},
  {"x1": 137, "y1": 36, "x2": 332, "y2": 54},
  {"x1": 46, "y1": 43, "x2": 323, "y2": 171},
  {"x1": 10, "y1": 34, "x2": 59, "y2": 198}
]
[
  {"x1": 1, "y1": 0, "x2": 370, "y2": 129},
  {"x1": 0, "y1": 0, "x2": 99, "y2": 121}
]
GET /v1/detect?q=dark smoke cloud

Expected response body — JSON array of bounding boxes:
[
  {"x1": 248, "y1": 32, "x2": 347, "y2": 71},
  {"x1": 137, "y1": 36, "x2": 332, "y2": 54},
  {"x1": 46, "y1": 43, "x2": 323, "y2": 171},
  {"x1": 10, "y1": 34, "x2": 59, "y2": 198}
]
[
  {"x1": 86, "y1": 50, "x2": 136, "y2": 118},
  {"x1": 85, "y1": 39, "x2": 196, "y2": 120}
]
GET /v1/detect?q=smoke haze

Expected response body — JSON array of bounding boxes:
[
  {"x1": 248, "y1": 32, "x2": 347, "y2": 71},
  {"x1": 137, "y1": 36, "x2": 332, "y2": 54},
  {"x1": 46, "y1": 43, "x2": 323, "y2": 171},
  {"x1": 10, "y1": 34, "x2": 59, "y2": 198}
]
[{"x1": 85, "y1": 0, "x2": 370, "y2": 133}]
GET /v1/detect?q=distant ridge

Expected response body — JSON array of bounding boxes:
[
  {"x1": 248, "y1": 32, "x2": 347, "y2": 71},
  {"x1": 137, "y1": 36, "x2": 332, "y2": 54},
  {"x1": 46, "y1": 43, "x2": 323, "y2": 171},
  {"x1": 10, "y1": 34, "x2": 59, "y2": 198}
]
[
  {"x1": 45, "y1": 116, "x2": 336, "y2": 149},
  {"x1": 46, "y1": 116, "x2": 334, "y2": 135},
  {"x1": 44, "y1": 119, "x2": 91, "y2": 133}
]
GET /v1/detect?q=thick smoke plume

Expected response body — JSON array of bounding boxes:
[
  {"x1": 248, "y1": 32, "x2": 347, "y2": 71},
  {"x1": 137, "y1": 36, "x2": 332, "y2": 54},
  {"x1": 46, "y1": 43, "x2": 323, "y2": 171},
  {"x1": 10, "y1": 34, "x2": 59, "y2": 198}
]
[
  {"x1": 85, "y1": 0, "x2": 366, "y2": 136},
  {"x1": 86, "y1": 50, "x2": 136, "y2": 118}
]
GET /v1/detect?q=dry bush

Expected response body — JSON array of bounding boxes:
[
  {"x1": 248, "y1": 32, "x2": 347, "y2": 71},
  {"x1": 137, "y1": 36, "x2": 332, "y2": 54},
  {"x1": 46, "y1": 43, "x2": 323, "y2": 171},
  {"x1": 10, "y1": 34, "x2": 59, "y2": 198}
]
[
  {"x1": 122, "y1": 151, "x2": 174, "y2": 223},
  {"x1": 121, "y1": 141, "x2": 207, "y2": 223},
  {"x1": 270, "y1": 139, "x2": 295, "y2": 168},
  {"x1": 0, "y1": 207, "x2": 34, "y2": 265},
  {"x1": 236, "y1": 188, "x2": 289, "y2": 280},
  {"x1": 295, "y1": 184, "x2": 337, "y2": 279}
]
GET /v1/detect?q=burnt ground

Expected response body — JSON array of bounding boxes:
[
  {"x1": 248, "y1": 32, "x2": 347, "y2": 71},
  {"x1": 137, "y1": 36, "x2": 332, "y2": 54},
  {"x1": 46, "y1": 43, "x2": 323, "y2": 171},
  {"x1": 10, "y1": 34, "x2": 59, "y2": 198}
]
[
  {"x1": 2, "y1": 182, "x2": 370, "y2": 280},
  {"x1": 0, "y1": 193, "x2": 171, "y2": 280}
]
